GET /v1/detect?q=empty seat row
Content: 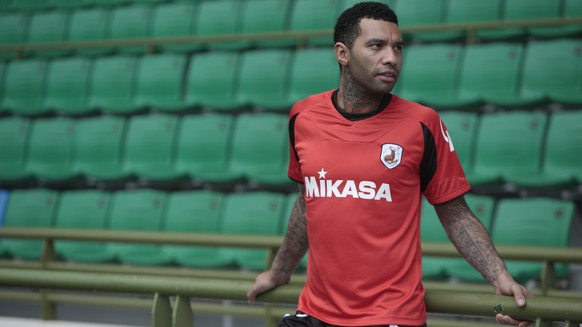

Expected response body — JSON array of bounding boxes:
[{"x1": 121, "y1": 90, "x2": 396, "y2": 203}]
[
  {"x1": 393, "y1": 39, "x2": 582, "y2": 109},
  {"x1": 420, "y1": 195, "x2": 575, "y2": 283},
  {"x1": 1, "y1": 0, "x2": 176, "y2": 11},
  {"x1": 0, "y1": 188, "x2": 299, "y2": 270},
  {"x1": 1, "y1": 0, "x2": 581, "y2": 59},
  {"x1": 442, "y1": 110, "x2": 582, "y2": 189},
  {"x1": 0, "y1": 49, "x2": 338, "y2": 115},
  {"x1": 0, "y1": 113, "x2": 290, "y2": 188}
]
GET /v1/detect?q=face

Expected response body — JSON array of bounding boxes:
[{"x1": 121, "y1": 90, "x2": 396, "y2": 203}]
[{"x1": 336, "y1": 18, "x2": 403, "y2": 95}]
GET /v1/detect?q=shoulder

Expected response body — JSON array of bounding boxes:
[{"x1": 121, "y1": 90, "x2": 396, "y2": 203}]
[
  {"x1": 289, "y1": 90, "x2": 334, "y2": 118},
  {"x1": 390, "y1": 95, "x2": 441, "y2": 125}
]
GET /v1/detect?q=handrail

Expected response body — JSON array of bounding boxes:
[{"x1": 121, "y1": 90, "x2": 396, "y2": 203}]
[{"x1": 0, "y1": 16, "x2": 581, "y2": 52}]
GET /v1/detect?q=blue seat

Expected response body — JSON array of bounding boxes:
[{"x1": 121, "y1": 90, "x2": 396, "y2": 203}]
[{"x1": 0, "y1": 190, "x2": 8, "y2": 227}]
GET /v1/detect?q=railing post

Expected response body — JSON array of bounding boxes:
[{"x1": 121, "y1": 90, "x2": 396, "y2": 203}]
[
  {"x1": 40, "y1": 290, "x2": 56, "y2": 320},
  {"x1": 172, "y1": 296, "x2": 193, "y2": 327},
  {"x1": 540, "y1": 260, "x2": 556, "y2": 296},
  {"x1": 152, "y1": 293, "x2": 172, "y2": 327}
]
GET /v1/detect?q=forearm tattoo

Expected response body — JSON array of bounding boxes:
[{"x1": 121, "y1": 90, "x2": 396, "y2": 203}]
[
  {"x1": 271, "y1": 186, "x2": 309, "y2": 277},
  {"x1": 434, "y1": 196, "x2": 508, "y2": 287}
]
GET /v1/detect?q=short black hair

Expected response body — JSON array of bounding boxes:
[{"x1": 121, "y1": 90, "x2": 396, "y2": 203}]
[{"x1": 334, "y1": 1, "x2": 399, "y2": 49}]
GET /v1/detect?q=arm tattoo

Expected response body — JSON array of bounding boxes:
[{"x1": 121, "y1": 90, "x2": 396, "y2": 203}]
[
  {"x1": 434, "y1": 196, "x2": 508, "y2": 287},
  {"x1": 271, "y1": 185, "x2": 309, "y2": 279}
]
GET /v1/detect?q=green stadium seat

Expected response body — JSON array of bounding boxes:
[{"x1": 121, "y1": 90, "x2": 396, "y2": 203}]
[
  {"x1": 26, "y1": 118, "x2": 78, "y2": 182},
  {"x1": 173, "y1": 113, "x2": 238, "y2": 183},
  {"x1": 185, "y1": 52, "x2": 242, "y2": 111},
  {"x1": 479, "y1": 0, "x2": 561, "y2": 41},
  {"x1": 287, "y1": 48, "x2": 339, "y2": 106},
  {"x1": 123, "y1": 114, "x2": 183, "y2": 181},
  {"x1": 467, "y1": 112, "x2": 547, "y2": 185},
  {"x1": 162, "y1": 191, "x2": 231, "y2": 268},
  {"x1": 289, "y1": 0, "x2": 340, "y2": 46},
  {"x1": 107, "y1": 189, "x2": 170, "y2": 266},
  {"x1": 396, "y1": 44, "x2": 463, "y2": 108},
  {"x1": 73, "y1": 116, "x2": 131, "y2": 182},
  {"x1": 506, "y1": 110, "x2": 582, "y2": 187},
  {"x1": 441, "y1": 0, "x2": 503, "y2": 42},
  {"x1": 44, "y1": 57, "x2": 93, "y2": 115},
  {"x1": 230, "y1": 113, "x2": 290, "y2": 185},
  {"x1": 281, "y1": 192, "x2": 307, "y2": 270},
  {"x1": 1, "y1": 59, "x2": 48, "y2": 116},
  {"x1": 150, "y1": 3, "x2": 199, "y2": 53},
  {"x1": 240, "y1": 0, "x2": 293, "y2": 49},
  {"x1": 67, "y1": 8, "x2": 112, "y2": 57},
  {"x1": 89, "y1": 0, "x2": 130, "y2": 5},
  {"x1": 221, "y1": 192, "x2": 286, "y2": 270},
  {"x1": 26, "y1": 11, "x2": 70, "y2": 57},
  {"x1": 532, "y1": 0, "x2": 582, "y2": 38},
  {"x1": 0, "y1": 117, "x2": 32, "y2": 182},
  {"x1": 47, "y1": 0, "x2": 86, "y2": 9},
  {"x1": 88, "y1": 55, "x2": 139, "y2": 114},
  {"x1": 421, "y1": 194, "x2": 495, "y2": 280},
  {"x1": 0, "y1": 0, "x2": 10, "y2": 11},
  {"x1": 0, "y1": 13, "x2": 29, "y2": 59},
  {"x1": 109, "y1": 5, "x2": 152, "y2": 53},
  {"x1": 438, "y1": 112, "x2": 479, "y2": 175},
  {"x1": 458, "y1": 43, "x2": 524, "y2": 107},
  {"x1": 134, "y1": 53, "x2": 188, "y2": 111},
  {"x1": 237, "y1": 49, "x2": 293, "y2": 110},
  {"x1": 0, "y1": 62, "x2": 5, "y2": 112},
  {"x1": 54, "y1": 190, "x2": 115, "y2": 263},
  {"x1": 194, "y1": 0, "x2": 246, "y2": 51},
  {"x1": 9, "y1": 0, "x2": 47, "y2": 11},
  {"x1": 393, "y1": 0, "x2": 447, "y2": 42},
  {"x1": 0, "y1": 189, "x2": 59, "y2": 260},
  {"x1": 450, "y1": 198, "x2": 574, "y2": 283}
]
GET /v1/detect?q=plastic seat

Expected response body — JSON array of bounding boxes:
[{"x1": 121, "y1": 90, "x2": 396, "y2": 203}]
[
  {"x1": 67, "y1": 8, "x2": 112, "y2": 57},
  {"x1": 9, "y1": 0, "x2": 47, "y2": 11},
  {"x1": 240, "y1": 0, "x2": 293, "y2": 49},
  {"x1": 230, "y1": 113, "x2": 290, "y2": 185},
  {"x1": 287, "y1": 48, "x2": 339, "y2": 105},
  {"x1": 44, "y1": 57, "x2": 93, "y2": 115},
  {"x1": 438, "y1": 112, "x2": 479, "y2": 174},
  {"x1": 0, "y1": 189, "x2": 59, "y2": 260},
  {"x1": 26, "y1": 118, "x2": 78, "y2": 182},
  {"x1": 107, "y1": 189, "x2": 170, "y2": 266},
  {"x1": 123, "y1": 114, "x2": 183, "y2": 181},
  {"x1": 479, "y1": 0, "x2": 561, "y2": 41},
  {"x1": 221, "y1": 192, "x2": 286, "y2": 270},
  {"x1": 54, "y1": 190, "x2": 115, "y2": 263},
  {"x1": 73, "y1": 116, "x2": 131, "y2": 182},
  {"x1": 396, "y1": 44, "x2": 463, "y2": 108},
  {"x1": 0, "y1": 190, "x2": 8, "y2": 227},
  {"x1": 46, "y1": 0, "x2": 87, "y2": 9},
  {"x1": 173, "y1": 113, "x2": 237, "y2": 183},
  {"x1": 88, "y1": 55, "x2": 139, "y2": 114},
  {"x1": 162, "y1": 191, "x2": 231, "y2": 268},
  {"x1": 532, "y1": 0, "x2": 582, "y2": 38},
  {"x1": 134, "y1": 53, "x2": 188, "y2": 112},
  {"x1": 109, "y1": 5, "x2": 152, "y2": 53},
  {"x1": 467, "y1": 112, "x2": 547, "y2": 185},
  {"x1": 1, "y1": 59, "x2": 48, "y2": 116},
  {"x1": 194, "y1": 0, "x2": 246, "y2": 51},
  {"x1": 0, "y1": 117, "x2": 32, "y2": 182},
  {"x1": 289, "y1": 0, "x2": 340, "y2": 46},
  {"x1": 150, "y1": 3, "x2": 199, "y2": 52},
  {"x1": 26, "y1": 11, "x2": 70, "y2": 57},
  {"x1": 507, "y1": 110, "x2": 582, "y2": 187},
  {"x1": 393, "y1": 0, "x2": 447, "y2": 42},
  {"x1": 441, "y1": 0, "x2": 503, "y2": 42},
  {"x1": 0, "y1": 13, "x2": 29, "y2": 59},
  {"x1": 237, "y1": 49, "x2": 293, "y2": 110},
  {"x1": 458, "y1": 43, "x2": 524, "y2": 107},
  {"x1": 185, "y1": 52, "x2": 242, "y2": 111},
  {"x1": 451, "y1": 198, "x2": 574, "y2": 283}
]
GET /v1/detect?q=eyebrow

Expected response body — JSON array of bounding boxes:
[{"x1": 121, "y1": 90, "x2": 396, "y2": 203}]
[{"x1": 366, "y1": 38, "x2": 405, "y2": 47}]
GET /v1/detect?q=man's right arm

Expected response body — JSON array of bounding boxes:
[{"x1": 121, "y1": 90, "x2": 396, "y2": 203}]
[{"x1": 247, "y1": 184, "x2": 308, "y2": 303}]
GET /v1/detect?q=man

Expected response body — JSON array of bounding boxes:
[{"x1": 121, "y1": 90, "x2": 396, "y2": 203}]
[{"x1": 247, "y1": 2, "x2": 530, "y2": 326}]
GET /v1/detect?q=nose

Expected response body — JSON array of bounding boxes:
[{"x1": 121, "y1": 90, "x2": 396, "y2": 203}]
[{"x1": 381, "y1": 48, "x2": 398, "y2": 67}]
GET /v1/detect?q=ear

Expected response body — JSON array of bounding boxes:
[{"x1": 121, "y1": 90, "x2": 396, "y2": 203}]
[{"x1": 334, "y1": 42, "x2": 350, "y2": 67}]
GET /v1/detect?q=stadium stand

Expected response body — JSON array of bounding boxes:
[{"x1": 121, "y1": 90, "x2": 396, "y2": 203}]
[
  {"x1": 289, "y1": 0, "x2": 340, "y2": 47},
  {"x1": 194, "y1": 0, "x2": 246, "y2": 51},
  {"x1": 240, "y1": 0, "x2": 294, "y2": 49},
  {"x1": 437, "y1": 0, "x2": 504, "y2": 42},
  {"x1": 393, "y1": 0, "x2": 448, "y2": 42},
  {"x1": 1, "y1": 59, "x2": 48, "y2": 116},
  {"x1": 25, "y1": 10, "x2": 70, "y2": 57},
  {"x1": 108, "y1": 4, "x2": 153, "y2": 53},
  {"x1": 0, "y1": 117, "x2": 32, "y2": 183},
  {"x1": 438, "y1": 111, "x2": 479, "y2": 175},
  {"x1": 88, "y1": 55, "x2": 139, "y2": 114},
  {"x1": 54, "y1": 190, "x2": 115, "y2": 263},
  {"x1": 0, "y1": 189, "x2": 59, "y2": 260},
  {"x1": 150, "y1": 2, "x2": 198, "y2": 53},
  {"x1": 8, "y1": 0, "x2": 47, "y2": 11},
  {"x1": 67, "y1": 7, "x2": 113, "y2": 57},
  {"x1": 0, "y1": 12, "x2": 28, "y2": 59},
  {"x1": 287, "y1": 47, "x2": 339, "y2": 106},
  {"x1": 44, "y1": 57, "x2": 93, "y2": 115}
]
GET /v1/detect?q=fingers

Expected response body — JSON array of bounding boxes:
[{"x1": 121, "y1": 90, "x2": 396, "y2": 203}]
[
  {"x1": 496, "y1": 314, "x2": 533, "y2": 326},
  {"x1": 511, "y1": 284, "x2": 528, "y2": 307},
  {"x1": 246, "y1": 287, "x2": 258, "y2": 304}
]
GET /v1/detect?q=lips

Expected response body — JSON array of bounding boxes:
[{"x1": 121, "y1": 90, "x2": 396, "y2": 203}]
[{"x1": 377, "y1": 70, "x2": 397, "y2": 83}]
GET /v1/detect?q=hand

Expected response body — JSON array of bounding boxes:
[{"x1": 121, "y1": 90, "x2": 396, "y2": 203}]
[
  {"x1": 494, "y1": 275, "x2": 532, "y2": 326},
  {"x1": 247, "y1": 270, "x2": 289, "y2": 304}
]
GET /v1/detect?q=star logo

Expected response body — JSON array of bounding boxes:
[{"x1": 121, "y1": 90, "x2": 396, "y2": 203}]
[{"x1": 317, "y1": 168, "x2": 327, "y2": 179}]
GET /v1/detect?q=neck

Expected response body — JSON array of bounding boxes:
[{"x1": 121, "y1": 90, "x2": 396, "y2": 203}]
[{"x1": 337, "y1": 74, "x2": 385, "y2": 114}]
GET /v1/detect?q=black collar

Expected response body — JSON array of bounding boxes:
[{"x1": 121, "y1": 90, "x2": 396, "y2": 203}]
[{"x1": 331, "y1": 90, "x2": 392, "y2": 121}]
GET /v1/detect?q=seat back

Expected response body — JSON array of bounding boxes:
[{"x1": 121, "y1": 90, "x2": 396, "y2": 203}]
[
  {"x1": 241, "y1": 0, "x2": 293, "y2": 49},
  {"x1": 68, "y1": 8, "x2": 112, "y2": 56},
  {"x1": 0, "y1": 189, "x2": 59, "y2": 260},
  {"x1": 26, "y1": 11, "x2": 70, "y2": 57},
  {"x1": 0, "y1": 13, "x2": 29, "y2": 58},
  {"x1": 44, "y1": 57, "x2": 93, "y2": 115},
  {"x1": 194, "y1": 0, "x2": 246, "y2": 50},
  {"x1": 151, "y1": 3, "x2": 198, "y2": 52},
  {"x1": 0, "y1": 117, "x2": 30, "y2": 179},
  {"x1": 393, "y1": 0, "x2": 446, "y2": 41},
  {"x1": 288, "y1": 48, "x2": 339, "y2": 105},
  {"x1": 134, "y1": 53, "x2": 187, "y2": 111},
  {"x1": 26, "y1": 118, "x2": 76, "y2": 180},
  {"x1": 438, "y1": 112, "x2": 479, "y2": 172},
  {"x1": 109, "y1": 4, "x2": 152, "y2": 53},
  {"x1": 89, "y1": 55, "x2": 138, "y2": 114},
  {"x1": 289, "y1": 0, "x2": 340, "y2": 46},
  {"x1": 543, "y1": 110, "x2": 582, "y2": 180},
  {"x1": 2, "y1": 59, "x2": 48, "y2": 115}
]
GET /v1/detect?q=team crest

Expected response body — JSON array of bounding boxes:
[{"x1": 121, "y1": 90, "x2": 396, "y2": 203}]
[{"x1": 380, "y1": 144, "x2": 403, "y2": 170}]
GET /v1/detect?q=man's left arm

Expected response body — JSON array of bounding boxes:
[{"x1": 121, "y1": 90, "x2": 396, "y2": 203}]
[{"x1": 434, "y1": 195, "x2": 531, "y2": 326}]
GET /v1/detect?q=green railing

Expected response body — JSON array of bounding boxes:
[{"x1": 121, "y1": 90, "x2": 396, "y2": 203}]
[
  {"x1": 0, "y1": 227, "x2": 581, "y2": 326},
  {"x1": 0, "y1": 16, "x2": 581, "y2": 56}
]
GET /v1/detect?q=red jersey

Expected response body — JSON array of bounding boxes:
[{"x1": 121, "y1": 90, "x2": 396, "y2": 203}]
[{"x1": 287, "y1": 90, "x2": 470, "y2": 326}]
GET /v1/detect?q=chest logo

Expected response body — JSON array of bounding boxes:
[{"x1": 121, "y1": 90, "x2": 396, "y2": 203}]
[{"x1": 380, "y1": 144, "x2": 403, "y2": 170}]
